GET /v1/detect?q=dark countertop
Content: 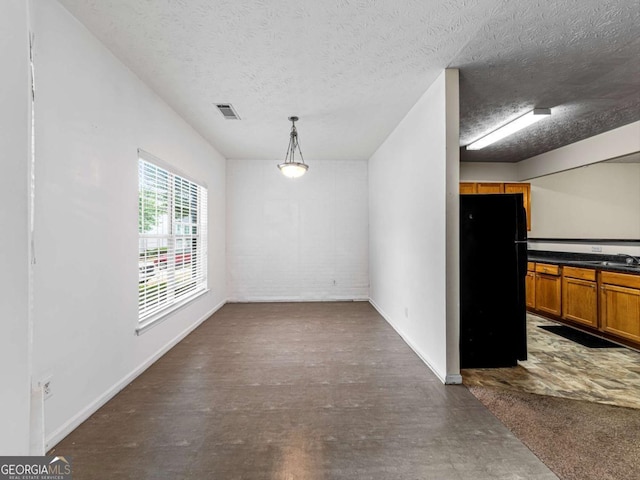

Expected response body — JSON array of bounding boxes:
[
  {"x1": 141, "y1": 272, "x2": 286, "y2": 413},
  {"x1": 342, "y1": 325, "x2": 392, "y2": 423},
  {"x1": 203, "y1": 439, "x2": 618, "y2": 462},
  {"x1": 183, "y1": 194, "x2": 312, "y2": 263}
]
[{"x1": 528, "y1": 250, "x2": 640, "y2": 275}]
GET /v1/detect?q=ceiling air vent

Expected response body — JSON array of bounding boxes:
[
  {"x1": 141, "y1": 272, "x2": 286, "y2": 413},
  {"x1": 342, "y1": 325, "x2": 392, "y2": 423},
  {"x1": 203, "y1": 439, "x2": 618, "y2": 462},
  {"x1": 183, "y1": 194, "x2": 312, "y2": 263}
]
[{"x1": 216, "y1": 103, "x2": 240, "y2": 120}]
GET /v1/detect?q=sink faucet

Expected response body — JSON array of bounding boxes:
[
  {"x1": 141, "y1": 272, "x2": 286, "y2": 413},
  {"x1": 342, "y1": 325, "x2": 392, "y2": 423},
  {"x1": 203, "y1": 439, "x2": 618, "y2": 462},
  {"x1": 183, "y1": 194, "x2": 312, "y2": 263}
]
[{"x1": 617, "y1": 253, "x2": 640, "y2": 265}]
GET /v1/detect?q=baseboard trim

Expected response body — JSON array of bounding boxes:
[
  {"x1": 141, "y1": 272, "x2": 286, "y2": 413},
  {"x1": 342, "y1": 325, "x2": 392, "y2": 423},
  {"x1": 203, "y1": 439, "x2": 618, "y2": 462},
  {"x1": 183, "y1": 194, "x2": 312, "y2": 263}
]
[
  {"x1": 45, "y1": 299, "x2": 226, "y2": 450},
  {"x1": 445, "y1": 374, "x2": 462, "y2": 384},
  {"x1": 227, "y1": 297, "x2": 370, "y2": 303},
  {"x1": 368, "y1": 298, "x2": 451, "y2": 385}
]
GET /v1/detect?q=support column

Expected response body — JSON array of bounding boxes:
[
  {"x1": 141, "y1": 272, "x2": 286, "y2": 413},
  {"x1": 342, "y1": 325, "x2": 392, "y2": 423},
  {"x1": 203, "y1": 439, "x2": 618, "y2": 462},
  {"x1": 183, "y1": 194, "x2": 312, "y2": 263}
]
[{"x1": 445, "y1": 68, "x2": 461, "y2": 383}]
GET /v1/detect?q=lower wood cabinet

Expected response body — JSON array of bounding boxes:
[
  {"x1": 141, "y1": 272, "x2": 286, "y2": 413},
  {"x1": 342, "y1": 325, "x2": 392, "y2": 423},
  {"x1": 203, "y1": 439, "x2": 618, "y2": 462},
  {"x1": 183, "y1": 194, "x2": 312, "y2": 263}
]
[
  {"x1": 562, "y1": 267, "x2": 598, "y2": 328},
  {"x1": 526, "y1": 270, "x2": 536, "y2": 309},
  {"x1": 535, "y1": 263, "x2": 562, "y2": 316},
  {"x1": 600, "y1": 272, "x2": 640, "y2": 344},
  {"x1": 527, "y1": 261, "x2": 640, "y2": 349}
]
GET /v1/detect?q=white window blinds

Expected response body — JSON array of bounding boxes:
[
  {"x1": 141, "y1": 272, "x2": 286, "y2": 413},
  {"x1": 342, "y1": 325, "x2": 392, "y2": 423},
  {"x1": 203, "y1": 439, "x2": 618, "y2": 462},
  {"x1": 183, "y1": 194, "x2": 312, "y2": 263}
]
[{"x1": 138, "y1": 152, "x2": 208, "y2": 323}]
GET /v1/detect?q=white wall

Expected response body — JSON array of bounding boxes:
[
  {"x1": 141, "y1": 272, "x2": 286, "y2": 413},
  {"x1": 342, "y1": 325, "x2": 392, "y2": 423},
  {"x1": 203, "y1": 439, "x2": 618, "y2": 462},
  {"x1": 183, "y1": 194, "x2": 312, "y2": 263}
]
[
  {"x1": 527, "y1": 241, "x2": 640, "y2": 257},
  {"x1": 31, "y1": 0, "x2": 226, "y2": 449},
  {"x1": 226, "y1": 159, "x2": 368, "y2": 301},
  {"x1": 529, "y1": 162, "x2": 640, "y2": 238},
  {"x1": 459, "y1": 161, "x2": 518, "y2": 181},
  {"x1": 369, "y1": 70, "x2": 460, "y2": 384},
  {"x1": 0, "y1": 0, "x2": 31, "y2": 455}
]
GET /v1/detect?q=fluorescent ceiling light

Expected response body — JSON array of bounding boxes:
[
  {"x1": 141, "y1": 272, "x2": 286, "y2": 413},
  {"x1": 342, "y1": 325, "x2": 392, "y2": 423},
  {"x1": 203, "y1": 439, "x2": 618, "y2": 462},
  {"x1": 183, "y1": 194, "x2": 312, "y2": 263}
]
[{"x1": 466, "y1": 108, "x2": 551, "y2": 150}]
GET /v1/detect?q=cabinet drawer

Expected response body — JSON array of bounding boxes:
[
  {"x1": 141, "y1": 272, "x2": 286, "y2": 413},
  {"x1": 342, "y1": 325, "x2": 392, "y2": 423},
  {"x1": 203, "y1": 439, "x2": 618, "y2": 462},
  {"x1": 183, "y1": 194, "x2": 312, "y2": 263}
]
[
  {"x1": 563, "y1": 266, "x2": 596, "y2": 281},
  {"x1": 527, "y1": 262, "x2": 535, "y2": 272},
  {"x1": 535, "y1": 263, "x2": 560, "y2": 276},
  {"x1": 601, "y1": 271, "x2": 640, "y2": 289}
]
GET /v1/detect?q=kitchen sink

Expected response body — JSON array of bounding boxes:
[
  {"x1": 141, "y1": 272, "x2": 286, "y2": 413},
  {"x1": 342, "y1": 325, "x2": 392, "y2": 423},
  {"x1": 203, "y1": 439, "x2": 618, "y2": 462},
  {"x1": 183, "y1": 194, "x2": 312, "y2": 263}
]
[
  {"x1": 589, "y1": 261, "x2": 627, "y2": 266},
  {"x1": 570, "y1": 260, "x2": 640, "y2": 269}
]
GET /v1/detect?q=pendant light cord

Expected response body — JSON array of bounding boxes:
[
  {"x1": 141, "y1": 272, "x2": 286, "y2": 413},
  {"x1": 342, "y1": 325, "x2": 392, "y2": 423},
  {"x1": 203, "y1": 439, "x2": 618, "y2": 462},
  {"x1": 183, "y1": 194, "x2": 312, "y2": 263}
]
[{"x1": 283, "y1": 118, "x2": 305, "y2": 165}]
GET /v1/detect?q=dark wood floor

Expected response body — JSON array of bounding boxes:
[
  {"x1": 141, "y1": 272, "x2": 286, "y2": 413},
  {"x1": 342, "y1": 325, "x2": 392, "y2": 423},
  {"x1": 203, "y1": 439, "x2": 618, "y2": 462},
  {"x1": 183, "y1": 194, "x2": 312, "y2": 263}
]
[{"x1": 50, "y1": 302, "x2": 556, "y2": 479}]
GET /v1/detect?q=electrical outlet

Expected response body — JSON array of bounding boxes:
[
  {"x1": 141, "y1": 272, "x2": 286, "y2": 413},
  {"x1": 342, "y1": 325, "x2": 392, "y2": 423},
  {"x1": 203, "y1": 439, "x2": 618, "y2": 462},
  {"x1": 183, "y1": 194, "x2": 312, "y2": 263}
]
[
  {"x1": 404, "y1": 307, "x2": 409, "y2": 318},
  {"x1": 592, "y1": 246, "x2": 603, "y2": 253},
  {"x1": 41, "y1": 376, "x2": 53, "y2": 400}
]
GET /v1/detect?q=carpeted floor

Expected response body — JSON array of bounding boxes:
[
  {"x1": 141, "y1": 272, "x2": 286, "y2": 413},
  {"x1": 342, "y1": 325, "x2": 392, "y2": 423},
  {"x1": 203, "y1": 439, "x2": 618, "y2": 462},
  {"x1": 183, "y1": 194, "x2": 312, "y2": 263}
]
[{"x1": 468, "y1": 385, "x2": 640, "y2": 480}]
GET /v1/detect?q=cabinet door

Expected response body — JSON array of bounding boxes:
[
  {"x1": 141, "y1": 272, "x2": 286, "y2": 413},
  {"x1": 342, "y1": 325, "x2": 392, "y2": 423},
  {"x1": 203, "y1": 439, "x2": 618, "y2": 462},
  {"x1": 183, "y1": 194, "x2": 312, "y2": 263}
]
[
  {"x1": 476, "y1": 183, "x2": 504, "y2": 194},
  {"x1": 600, "y1": 284, "x2": 640, "y2": 343},
  {"x1": 562, "y1": 276, "x2": 598, "y2": 328},
  {"x1": 504, "y1": 183, "x2": 531, "y2": 231},
  {"x1": 459, "y1": 182, "x2": 477, "y2": 194},
  {"x1": 535, "y1": 273, "x2": 562, "y2": 316},
  {"x1": 526, "y1": 271, "x2": 536, "y2": 309}
]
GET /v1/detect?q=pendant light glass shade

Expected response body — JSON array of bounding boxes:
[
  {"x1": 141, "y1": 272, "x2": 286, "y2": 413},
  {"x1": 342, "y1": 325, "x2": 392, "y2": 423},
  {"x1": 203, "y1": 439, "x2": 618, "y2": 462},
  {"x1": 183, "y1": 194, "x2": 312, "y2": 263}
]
[
  {"x1": 278, "y1": 162, "x2": 308, "y2": 178},
  {"x1": 278, "y1": 116, "x2": 309, "y2": 178}
]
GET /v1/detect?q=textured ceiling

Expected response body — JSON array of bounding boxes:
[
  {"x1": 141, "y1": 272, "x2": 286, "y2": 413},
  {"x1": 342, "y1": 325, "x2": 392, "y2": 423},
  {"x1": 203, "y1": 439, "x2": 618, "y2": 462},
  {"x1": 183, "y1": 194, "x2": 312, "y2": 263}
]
[
  {"x1": 57, "y1": 0, "x2": 639, "y2": 163},
  {"x1": 454, "y1": 0, "x2": 640, "y2": 162}
]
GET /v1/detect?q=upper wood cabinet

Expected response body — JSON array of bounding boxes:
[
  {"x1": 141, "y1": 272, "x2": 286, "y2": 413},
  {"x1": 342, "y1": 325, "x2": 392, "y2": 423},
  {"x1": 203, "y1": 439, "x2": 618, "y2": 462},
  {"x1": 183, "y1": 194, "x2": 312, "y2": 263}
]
[
  {"x1": 460, "y1": 182, "x2": 531, "y2": 231},
  {"x1": 476, "y1": 183, "x2": 505, "y2": 194},
  {"x1": 459, "y1": 182, "x2": 477, "y2": 194},
  {"x1": 504, "y1": 183, "x2": 531, "y2": 231}
]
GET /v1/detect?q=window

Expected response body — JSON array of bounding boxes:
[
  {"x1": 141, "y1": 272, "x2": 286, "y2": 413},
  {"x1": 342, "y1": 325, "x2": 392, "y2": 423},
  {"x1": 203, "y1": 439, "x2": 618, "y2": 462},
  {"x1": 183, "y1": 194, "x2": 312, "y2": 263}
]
[{"x1": 138, "y1": 151, "x2": 207, "y2": 325}]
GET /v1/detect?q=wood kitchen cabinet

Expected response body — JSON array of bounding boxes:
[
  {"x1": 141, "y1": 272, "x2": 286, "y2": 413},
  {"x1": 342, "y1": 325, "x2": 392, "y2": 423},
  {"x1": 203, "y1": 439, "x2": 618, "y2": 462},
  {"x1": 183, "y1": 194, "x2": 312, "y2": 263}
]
[
  {"x1": 459, "y1": 182, "x2": 478, "y2": 194},
  {"x1": 535, "y1": 263, "x2": 562, "y2": 316},
  {"x1": 504, "y1": 183, "x2": 531, "y2": 231},
  {"x1": 527, "y1": 259, "x2": 640, "y2": 349},
  {"x1": 562, "y1": 266, "x2": 598, "y2": 328},
  {"x1": 460, "y1": 182, "x2": 531, "y2": 230},
  {"x1": 476, "y1": 183, "x2": 505, "y2": 194},
  {"x1": 600, "y1": 271, "x2": 640, "y2": 343},
  {"x1": 526, "y1": 262, "x2": 536, "y2": 309}
]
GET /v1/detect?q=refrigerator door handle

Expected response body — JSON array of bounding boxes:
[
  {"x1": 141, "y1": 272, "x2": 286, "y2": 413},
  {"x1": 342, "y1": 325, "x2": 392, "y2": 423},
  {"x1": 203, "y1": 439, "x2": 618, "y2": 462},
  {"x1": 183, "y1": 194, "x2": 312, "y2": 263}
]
[{"x1": 516, "y1": 243, "x2": 528, "y2": 279}]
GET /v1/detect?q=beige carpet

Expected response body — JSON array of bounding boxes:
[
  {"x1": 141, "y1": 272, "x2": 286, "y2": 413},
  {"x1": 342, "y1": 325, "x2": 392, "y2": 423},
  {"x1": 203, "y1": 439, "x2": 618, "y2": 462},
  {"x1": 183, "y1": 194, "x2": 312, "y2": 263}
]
[{"x1": 468, "y1": 385, "x2": 640, "y2": 480}]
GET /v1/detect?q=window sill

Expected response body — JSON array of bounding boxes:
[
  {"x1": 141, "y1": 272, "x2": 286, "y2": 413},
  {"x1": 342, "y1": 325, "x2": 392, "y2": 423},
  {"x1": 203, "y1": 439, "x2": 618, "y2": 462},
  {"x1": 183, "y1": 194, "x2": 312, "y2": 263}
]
[{"x1": 136, "y1": 288, "x2": 210, "y2": 335}]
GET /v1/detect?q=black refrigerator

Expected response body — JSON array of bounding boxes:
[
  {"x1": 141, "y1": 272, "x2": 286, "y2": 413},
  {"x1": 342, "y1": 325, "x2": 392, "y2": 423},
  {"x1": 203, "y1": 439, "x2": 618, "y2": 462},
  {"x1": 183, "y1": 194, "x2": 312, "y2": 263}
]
[{"x1": 460, "y1": 194, "x2": 528, "y2": 368}]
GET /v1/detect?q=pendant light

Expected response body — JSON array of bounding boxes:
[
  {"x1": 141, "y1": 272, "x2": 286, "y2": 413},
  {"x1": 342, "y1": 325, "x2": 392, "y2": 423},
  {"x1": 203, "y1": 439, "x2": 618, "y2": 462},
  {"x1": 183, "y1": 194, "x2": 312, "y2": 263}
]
[{"x1": 278, "y1": 116, "x2": 309, "y2": 178}]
